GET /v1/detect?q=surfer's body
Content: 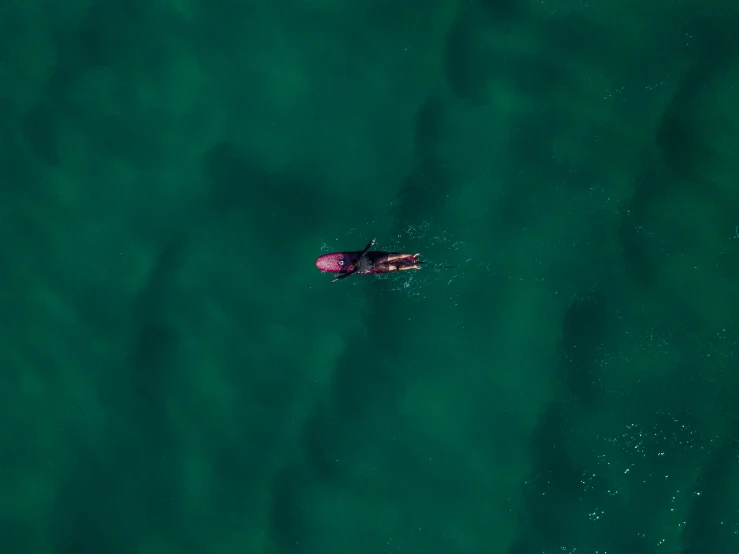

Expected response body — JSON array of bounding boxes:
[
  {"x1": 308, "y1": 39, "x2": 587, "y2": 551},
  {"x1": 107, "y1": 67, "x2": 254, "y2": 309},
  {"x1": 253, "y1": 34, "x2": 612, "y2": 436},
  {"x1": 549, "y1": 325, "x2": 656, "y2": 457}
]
[{"x1": 315, "y1": 239, "x2": 421, "y2": 282}]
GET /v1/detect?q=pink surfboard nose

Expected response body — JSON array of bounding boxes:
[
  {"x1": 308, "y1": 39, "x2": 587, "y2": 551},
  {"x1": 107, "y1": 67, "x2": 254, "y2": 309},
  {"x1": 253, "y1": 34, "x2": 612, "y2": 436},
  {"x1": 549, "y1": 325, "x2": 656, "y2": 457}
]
[{"x1": 315, "y1": 252, "x2": 346, "y2": 273}]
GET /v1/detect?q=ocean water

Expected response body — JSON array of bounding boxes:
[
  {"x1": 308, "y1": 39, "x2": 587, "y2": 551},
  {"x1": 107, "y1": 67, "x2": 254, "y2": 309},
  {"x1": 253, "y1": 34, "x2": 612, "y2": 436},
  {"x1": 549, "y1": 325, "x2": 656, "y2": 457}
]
[{"x1": 1, "y1": 0, "x2": 738, "y2": 552}]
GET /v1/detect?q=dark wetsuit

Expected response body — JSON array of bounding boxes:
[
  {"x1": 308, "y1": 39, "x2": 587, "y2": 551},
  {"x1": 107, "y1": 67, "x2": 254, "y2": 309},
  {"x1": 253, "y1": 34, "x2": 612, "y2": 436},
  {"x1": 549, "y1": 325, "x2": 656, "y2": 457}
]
[{"x1": 353, "y1": 251, "x2": 388, "y2": 273}]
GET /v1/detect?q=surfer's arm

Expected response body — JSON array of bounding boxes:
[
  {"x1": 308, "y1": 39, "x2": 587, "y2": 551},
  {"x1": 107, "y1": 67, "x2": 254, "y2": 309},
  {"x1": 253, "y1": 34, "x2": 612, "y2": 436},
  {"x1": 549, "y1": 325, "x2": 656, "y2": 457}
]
[
  {"x1": 331, "y1": 268, "x2": 356, "y2": 283},
  {"x1": 360, "y1": 238, "x2": 376, "y2": 256}
]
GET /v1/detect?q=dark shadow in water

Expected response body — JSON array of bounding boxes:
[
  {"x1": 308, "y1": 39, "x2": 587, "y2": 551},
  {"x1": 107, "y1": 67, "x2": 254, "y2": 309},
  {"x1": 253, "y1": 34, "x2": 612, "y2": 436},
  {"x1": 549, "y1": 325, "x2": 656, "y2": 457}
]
[
  {"x1": 51, "y1": 464, "x2": 129, "y2": 554},
  {"x1": 533, "y1": 12, "x2": 613, "y2": 66},
  {"x1": 0, "y1": 520, "x2": 36, "y2": 554},
  {"x1": 506, "y1": 394, "x2": 666, "y2": 554},
  {"x1": 619, "y1": 153, "x2": 732, "y2": 292},
  {"x1": 558, "y1": 290, "x2": 606, "y2": 407},
  {"x1": 508, "y1": 52, "x2": 569, "y2": 97},
  {"x1": 508, "y1": 288, "x2": 648, "y2": 554},
  {"x1": 300, "y1": 402, "x2": 347, "y2": 483},
  {"x1": 0, "y1": 102, "x2": 40, "y2": 202},
  {"x1": 443, "y1": 7, "x2": 494, "y2": 102},
  {"x1": 268, "y1": 462, "x2": 311, "y2": 554},
  {"x1": 617, "y1": 161, "x2": 675, "y2": 290},
  {"x1": 510, "y1": 285, "x2": 732, "y2": 554},
  {"x1": 271, "y1": 295, "x2": 414, "y2": 549},
  {"x1": 508, "y1": 403, "x2": 587, "y2": 554},
  {"x1": 332, "y1": 306, "x2": 408, "y2": 418},
  {"x1": 617, "y1": 209, "x2": 658, "y2": 290},
  {"x1": 74, "y1": 2, "x2": 150, "y2": 68},
  {"x1": 413, "y1": 96, "x2": 445, "y2": 166},
  {"x1": 50, "y1": 415, "x2": 187, "y2": 552},
  {"x1": 393, "y1": 95, "x2": 453, "y2": 227},
  {"x1": 680, "y1": 361, "x2": 739, "y2": 554},
  {"x1": 444, "y1": 3, "x2": 604, "y2": 103},
  {"x1": 654, "y1": 12, "x2": 739, "y2": 177},
  {"x1": 494, "y1": 109, "x2": 569, "y2": 227},
  {"x1": 22, "y1": 102, "x2": 59, "y2": 166},
  {"x1": 70, "y1": 1, "x2": 184, "y2": 72},
  {"x1": 41, "y1": 0, "x2": 184, "y2": 169},
  {"x1": 203, "y1": 141, "x2": 335, "y2": 244},
  {"x1": 680, "y1": 430, "x2": 739, "y2": 554},
  {"x1": 655, "y1": 68, "x2": 713, "y2": 178},
  {"x1": 49, "y1": 231, "x2": 204, "y2": 554},
  {"x1": 443, "y1": 0, "x2": 528, "y2": 102},
  {"x1": 480, "y1": 0, "x2": 521, "y2": 20}
]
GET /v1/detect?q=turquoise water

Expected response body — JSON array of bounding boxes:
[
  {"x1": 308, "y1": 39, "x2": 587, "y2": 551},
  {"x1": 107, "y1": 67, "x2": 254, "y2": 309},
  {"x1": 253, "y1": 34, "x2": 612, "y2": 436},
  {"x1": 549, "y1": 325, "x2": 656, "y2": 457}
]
[{"x1": 2, "y1": 1, "x2": 738, "y2": 552}]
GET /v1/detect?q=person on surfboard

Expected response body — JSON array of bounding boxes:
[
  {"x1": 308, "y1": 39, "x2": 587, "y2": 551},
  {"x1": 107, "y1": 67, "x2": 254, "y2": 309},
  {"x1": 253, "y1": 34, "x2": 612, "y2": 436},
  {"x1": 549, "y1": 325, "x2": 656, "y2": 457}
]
[{"x1": 315, "y1": 238, "x2": 421, "y2": 282}]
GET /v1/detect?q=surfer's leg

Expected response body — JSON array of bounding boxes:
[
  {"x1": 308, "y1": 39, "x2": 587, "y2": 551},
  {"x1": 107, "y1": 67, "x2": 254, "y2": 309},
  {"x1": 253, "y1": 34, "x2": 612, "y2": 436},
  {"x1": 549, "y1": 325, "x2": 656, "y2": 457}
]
[
  {"x1": 378, "y1": 262, "x2": 420, "y2": 272},
  {"x1": 386, "y1": 253, "x2": 418, "y2": 262}
]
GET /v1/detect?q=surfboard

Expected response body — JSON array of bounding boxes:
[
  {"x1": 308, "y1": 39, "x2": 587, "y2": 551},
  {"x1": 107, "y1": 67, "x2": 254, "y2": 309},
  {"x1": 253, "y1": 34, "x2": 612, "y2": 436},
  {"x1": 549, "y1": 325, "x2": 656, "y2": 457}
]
[{"x1": 315, "y1": 252, "x2": 419, "y2": 275}]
